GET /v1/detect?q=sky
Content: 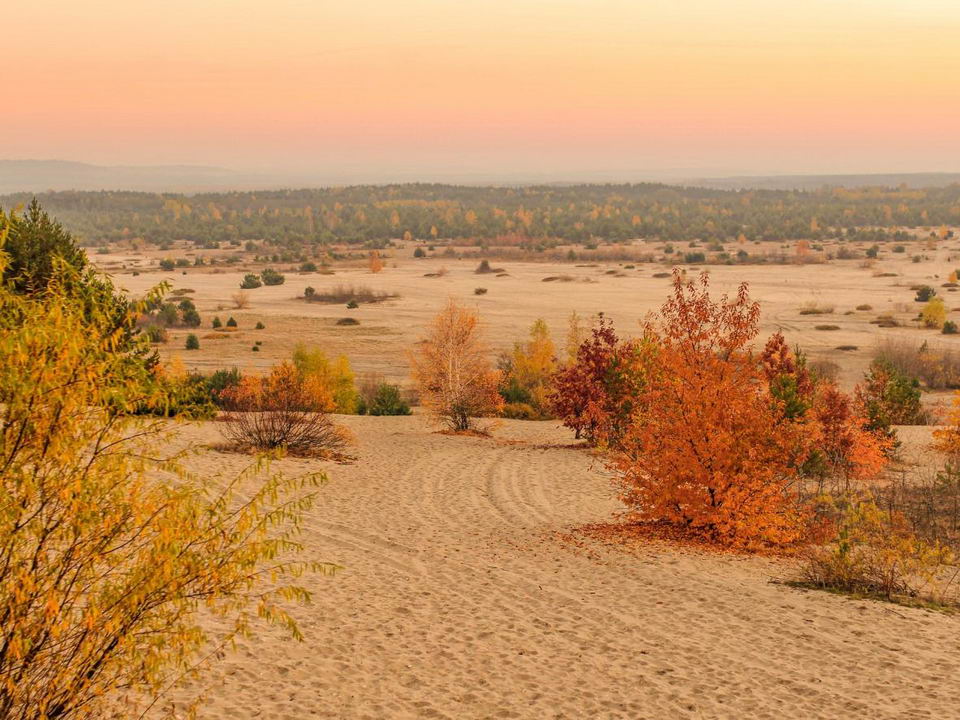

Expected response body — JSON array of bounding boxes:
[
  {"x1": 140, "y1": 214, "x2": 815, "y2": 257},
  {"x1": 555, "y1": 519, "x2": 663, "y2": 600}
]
[{"x1": 4, "y1": 0, "x2": 960, "y2": 181}]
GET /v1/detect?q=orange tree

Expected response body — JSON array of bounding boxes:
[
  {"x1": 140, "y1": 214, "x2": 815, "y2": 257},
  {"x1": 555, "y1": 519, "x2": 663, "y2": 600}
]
[{"x1": 609, "y1": 272, "x2": 815, "y2": 548}]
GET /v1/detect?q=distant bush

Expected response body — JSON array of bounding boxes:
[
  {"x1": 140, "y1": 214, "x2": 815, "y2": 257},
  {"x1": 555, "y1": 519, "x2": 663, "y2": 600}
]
[
  {"x1": 874, "y1": 339, "x2": 960, "y2": 390},
  {"x1": 185, "y1": 334, "x2": 200, "y2": 350},
  {"x1": 261, "y1": 268, "x2": 285, "y2": 286},
  {"x1": 814, "y1": 324, "x2": 840, "y2": 331},
  {"x1": 226, "y1": 316, "x2": 238, "y2": 328},
  {"x1": 304, "y1": 286, "x2": 315, "y2": 298},
  {"x1": 346, "y1": 300, "x2": 359, "y2": 309},
  {"x1": 240, "y1": 273, "x2": 262, "y2": 289},
  {"x1": 336, "y1": 317, "x2": 360, "y2": 326},
  {"x1": 413, "y1": 247, "x2": 426, "y2": 258},
  {"x1": 475, "y1": 260, "x2": 503, "y2": 274},
  {"x1": 855, "y1": 304, "x2": 872, "y2": 311},
  {"x1": 145, "y1": 324, "x2": 168, "y2": 343},
  {"x1": 944, "y1": 321, "x2": 958, "y2": 335},
  {"x1": 232, "y1": 291, "x2": 250, "y2": 309},
  {"x1": 893, "y1": 245, "x2": 906, "y2": 253},
  {"x1": 474, "y1": 287, "x2": 488, "y2": 295},
  {"x1": 300, "y1": 261, "x2": 318, "y2": 272},
  {"x1": 303, "y1": 283, "x2": 395, "y2": 305},
  {"x1": 159, "y1": 258, "x2": 175, "y2": 271},
  {"x1": 212, "y1": 316, "x2": 222, "y2": 328},
  {"x1": 921, "y1": 297, "x2": 947, "y2": 329},
  {"x1": 683, "y1": 252, "x2": 706, "y2": 263},
  {"x1": 255, "y1": 321, "x2": 265, "y2": 329}
]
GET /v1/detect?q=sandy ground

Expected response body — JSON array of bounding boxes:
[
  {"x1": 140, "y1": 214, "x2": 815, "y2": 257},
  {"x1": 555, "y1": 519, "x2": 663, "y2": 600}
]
[
  {"x1": 154, "y1": 415, "x2": 960, "y2": 720},
  {"x1": 99, "y1": 243, "x2": 960, "y2": 394}
]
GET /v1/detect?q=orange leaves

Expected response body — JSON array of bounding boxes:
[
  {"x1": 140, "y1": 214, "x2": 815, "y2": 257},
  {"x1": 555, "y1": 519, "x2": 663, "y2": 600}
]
[
  {"x1": 609, "y1": 271, "x2": 888, "y2": 549},
  {"x1": 410, "y1": 300, "x2": 503, "y2": 431},
  {"x1": 368, "y1": 249, "x2": 384, "y2": 273}
]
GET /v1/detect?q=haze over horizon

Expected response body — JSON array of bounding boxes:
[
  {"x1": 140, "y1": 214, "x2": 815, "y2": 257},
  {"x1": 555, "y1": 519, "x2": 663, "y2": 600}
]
[{"x1": 6, "y1": 0, "x2": 960, "y2": 180}]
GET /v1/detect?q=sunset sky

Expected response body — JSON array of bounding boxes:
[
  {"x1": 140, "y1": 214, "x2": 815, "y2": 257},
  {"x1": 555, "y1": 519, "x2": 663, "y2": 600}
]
[{"x1": 5, "y1": 0, "x2": 960, "y2": 180}]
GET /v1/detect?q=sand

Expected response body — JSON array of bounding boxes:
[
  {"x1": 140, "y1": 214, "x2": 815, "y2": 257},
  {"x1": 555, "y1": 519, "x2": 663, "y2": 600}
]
[
  {"x1": 101, "y1": 244, "x2": 960, "y2": 396},
  {"x1": 153, "y1": 415, "x2": 960, "y2": 720}
]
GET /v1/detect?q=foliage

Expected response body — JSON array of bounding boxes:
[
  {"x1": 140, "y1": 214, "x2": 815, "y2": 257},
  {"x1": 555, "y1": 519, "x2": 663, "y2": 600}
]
[
  {"x1": 368, "y1": 250, "x2": 383, "y2": 273},
  {"x1": 261, "y1": 268, "x2": 285, "y2": 286},
  {"x1": 240, "y1": 273, "x2": 262, "y2": 289},
  {"x1": 550, "y1": 315, "x2": 654, "y2": 444},
  {"x1": 220, "y1": 362, "x2": 347, "y2": 453},
  {"x1": 914, "y1": 285, "x2": 936, "y2": 303},
  {"x1": 854, "y1": 360, "x2": 925, "y2": 449},
  {"x1": 291, "y1": 344, "x2": 358, "y2": 414},
  {"x1": 498, "y1": 319, "x2": 556, "y2": 419},
  {"x1": 185, "y1": 333, "x2": 200, "y2": 350},
  {"x1": 932, "y1": 391, "x2": 960, "y2": 457},
  {"x1": 226, "y1": 316, "x2": 238, "y2": 328},
  {"x1": 409, "y1": 300, "x2": 503, "y2": 431},
  {"x1": 610, "y1": 272, "x2": 815, "y2": 548},
  {"x1": 800, "y1": 498, "x2": 955, "y2": 602},
  {"x1": 357, "y1": 380, "x2": 411, "y2": 416},
  {"x1": 921, "y1": 297, "x2": 947, "y2": 328},
  {"x1": 0, "y1": 254, "x2": 326, "y2": 717}
]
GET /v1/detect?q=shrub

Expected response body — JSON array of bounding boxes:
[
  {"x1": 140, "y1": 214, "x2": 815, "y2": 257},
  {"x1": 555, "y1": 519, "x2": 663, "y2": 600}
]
[
  {"x1": 240, "y1": 273, "x2": 262, "y2": 289},
  {"x1": 212, "y1": 315, "x2": 222, "y2": 328},
  {"x1": 346, "y1": 300, "x2": 359, "y2": 309},
  {"x1": 0, "y1": 267, "x2": 323, "y2": 716},
  {"x1": 300, "y1": 261, "x2": 318, "y2": 272},
  {"x1": 893, "y1": 244, "x2": 906, "y2": 253},
  {"x1": 474, "y1": 287, "x2": 488, "y2": 295},
  {"x1": 921, "y1": 297, "x2": 947, "y2": 328},
  {"x1": 814, "y1": 324, "x2": 840, "y2": 331},
  {"x1": 409, "y1": 300, "x2": 503, "y2": 431},
  {"x1": 232, "y1": 290, "x2": 251, "y2": 308},
  {"x1": 799, "y1": 498, "x2": 953, "y2": 602},
  {"x1": 256, "y1": 321, "x2": 266, "y2": 329},
  {"x1": 303, "y1": 283, "x2": 395, "y2": 305},
  {"x1": 368, "y1": 250, "x2": 383, "y2": 273},
  {"x1": 856, "y1": 304, "x2": 872, "y2": 311},
  {"x1": 413, "y1": 247, "x2": 426, "y2": 258},
  {"x1": 185, "y1": 333, "x2": 200, "y2": 350},
  {"x1": 252, "y1": 345, "x2": 260, "y2": 351},
  {"x1": 220, "y1": 362, "x2": 347, "y2": 453},
  {"x1": 357, "y1": 380, "x2": 412, "y2": 416},
  {"x1": 304, "y1": 286, "x2": 316, "y2": 298},
  {"x1": 226, "y1": 316, "x2": 238, "y2": 328},
  {"x1": 261, "y1": 268, "x2": 285, "y2": 286},
  {"x1": 499, "y1": 319, "x2": 557, "y2": 420},
  {"x1": 550, "y1": 315, "x2": 653, "y2": 444},
  {"x1": 159, "y1": 258, "x2": 175, "y2": 271},
  {"x1": 915, "y1": 285, "x2": 936, "y2": 302},
  {"x1": 145, "y1": 324, "x2": 168, "y2": 343},
  {"x1": 181, "y1": 307, "x2": 201, "y2": 327},
  {"x1": 336, "y1": 317, "x2": 360, "y2": 325},
  {"x1": 292, "y1": 344, "x2": 358, "y2": 413},
  {"x1": 683, "y1": 251, "x2": 706, "y2": 263},
  {"x1": 944, "y1": 321, "x2": 958, "y2": 335}
]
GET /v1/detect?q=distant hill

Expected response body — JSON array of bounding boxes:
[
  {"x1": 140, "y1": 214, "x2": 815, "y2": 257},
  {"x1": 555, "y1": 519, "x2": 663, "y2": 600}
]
[
  {"x1": 687, "y1": 173, "x2": 960, "y2": 191},
  {"x1": 0, "y1": 160, "x2": 268, "y2": 193}
]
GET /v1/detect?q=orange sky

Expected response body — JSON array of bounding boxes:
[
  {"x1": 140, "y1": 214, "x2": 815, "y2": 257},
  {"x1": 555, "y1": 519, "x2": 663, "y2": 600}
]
[{"x1": 4, "y1": 0, "x2": 960, "y2": 179}]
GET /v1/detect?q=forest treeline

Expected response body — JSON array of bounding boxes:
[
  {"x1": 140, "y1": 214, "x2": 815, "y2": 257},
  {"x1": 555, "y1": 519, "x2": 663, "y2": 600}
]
[{"x1": 2, "y1": 182, "x2": 958, "y2": 248}]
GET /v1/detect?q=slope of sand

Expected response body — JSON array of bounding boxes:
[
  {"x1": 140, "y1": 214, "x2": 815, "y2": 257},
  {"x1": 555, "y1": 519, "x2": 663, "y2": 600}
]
[{"x1": 161, "y1": 415, "x2": 960, "y2": 720}]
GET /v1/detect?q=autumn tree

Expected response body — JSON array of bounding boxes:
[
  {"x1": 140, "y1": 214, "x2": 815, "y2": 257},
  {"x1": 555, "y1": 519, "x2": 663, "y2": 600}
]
[
  {"x1": 0, "y1": 254, "x2": 327, "y2": 717},
  {"x1": 550, "y1": 315, "x2": 653, "y2": 445},
  {"x1": 410, "y1": 300, "x2": 503, "y2": 431},
  {"x1": 499, "y1": 319, "x2": 557, "y2": 419},
  {"x1": 368, "y1": 249, "x2": 383, "y2": 273},
  {"x1": 292, "y1": 344, "x2": 359, "y2": 413},
  {"x1": 610, "y1": 272, "x2": 814, "y2": 548}
]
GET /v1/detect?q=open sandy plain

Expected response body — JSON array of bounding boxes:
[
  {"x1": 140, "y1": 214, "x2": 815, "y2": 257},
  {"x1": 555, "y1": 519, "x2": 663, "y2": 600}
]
[
  {"x1": 92, "y1": 246, "x2": 960, "y2": 718},
  {"x1": 100, "y1": 242, "x2": 960, "y2": 397}
]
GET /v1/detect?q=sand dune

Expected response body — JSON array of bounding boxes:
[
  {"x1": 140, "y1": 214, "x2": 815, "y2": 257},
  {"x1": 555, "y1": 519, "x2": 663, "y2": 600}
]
[{"x1": 157, "y1": 415, "x2": 960, "y2": 719}]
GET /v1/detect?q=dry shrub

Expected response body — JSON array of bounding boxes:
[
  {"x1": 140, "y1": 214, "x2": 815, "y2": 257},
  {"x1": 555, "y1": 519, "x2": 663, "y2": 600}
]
[
  {"x1": 231, "y1": 290, "x2": 250, "y2": 309},
  {"x1": 814, "y1": 324, "x2": 840, "y2": 331},
  {"x1": 799, "y1": 498, "x2": 956, "y2": 603},
  {"x1": 799, "y1": 301, "x2": 835, "y2": 315},
  {"x1": 874, "y1": 338, "x2": 960, "y2": 389},
  {"x1": 305, "y1": 283, "x2": 395, "y2": 304},
  {"x1": 409, "y1": 299, "x2": 503, "y2": 431},
  {"x1": 220, "y1": 362, "x2": 348, "y2": 454}
]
